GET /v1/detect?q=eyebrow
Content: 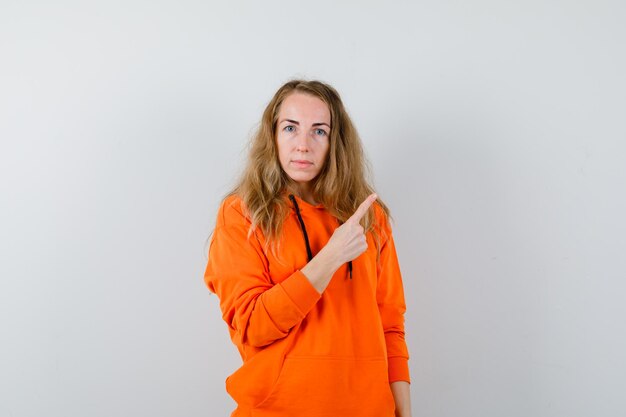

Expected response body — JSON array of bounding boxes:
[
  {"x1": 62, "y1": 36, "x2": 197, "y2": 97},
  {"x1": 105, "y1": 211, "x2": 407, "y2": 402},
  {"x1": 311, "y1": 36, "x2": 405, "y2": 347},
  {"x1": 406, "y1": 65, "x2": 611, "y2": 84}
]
[{"x1": 279, "y1": 118, "x2": 331, "y2": 128}]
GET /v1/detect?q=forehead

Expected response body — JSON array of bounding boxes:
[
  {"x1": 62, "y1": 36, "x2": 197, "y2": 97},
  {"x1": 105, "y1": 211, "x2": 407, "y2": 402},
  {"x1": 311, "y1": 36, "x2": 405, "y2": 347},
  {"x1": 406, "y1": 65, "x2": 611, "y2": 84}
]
[{"x1": 278, "y1": 92, "x2": 330, "y2": 123}]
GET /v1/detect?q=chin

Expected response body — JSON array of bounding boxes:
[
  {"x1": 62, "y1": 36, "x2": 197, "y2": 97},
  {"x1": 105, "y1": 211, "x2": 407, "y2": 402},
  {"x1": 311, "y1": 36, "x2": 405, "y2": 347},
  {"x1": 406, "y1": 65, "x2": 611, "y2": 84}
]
[{"x1": 287, "y1": 171, "x2": 317, "y2": 183}]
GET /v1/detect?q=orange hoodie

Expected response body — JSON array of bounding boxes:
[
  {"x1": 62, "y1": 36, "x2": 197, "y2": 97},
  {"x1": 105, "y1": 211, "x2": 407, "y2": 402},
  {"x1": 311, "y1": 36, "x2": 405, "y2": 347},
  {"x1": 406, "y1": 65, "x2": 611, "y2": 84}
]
[{"x1": 204, "y1": 193, "x2": 410, "y2": 416}]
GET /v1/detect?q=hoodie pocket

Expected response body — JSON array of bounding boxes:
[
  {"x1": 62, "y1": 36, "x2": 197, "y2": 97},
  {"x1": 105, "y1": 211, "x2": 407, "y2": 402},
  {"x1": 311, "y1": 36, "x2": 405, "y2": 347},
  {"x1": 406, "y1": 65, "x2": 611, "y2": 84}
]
[{"x1": 253, "y1": 355, "x2": 395, "y2": 416}]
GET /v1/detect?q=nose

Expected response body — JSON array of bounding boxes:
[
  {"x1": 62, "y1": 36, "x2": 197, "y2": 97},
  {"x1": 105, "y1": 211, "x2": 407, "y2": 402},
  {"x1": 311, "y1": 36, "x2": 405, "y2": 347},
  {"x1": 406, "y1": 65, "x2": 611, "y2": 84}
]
[{"x1": 294, "y1": 131, "x2": 311, "y2": 152}]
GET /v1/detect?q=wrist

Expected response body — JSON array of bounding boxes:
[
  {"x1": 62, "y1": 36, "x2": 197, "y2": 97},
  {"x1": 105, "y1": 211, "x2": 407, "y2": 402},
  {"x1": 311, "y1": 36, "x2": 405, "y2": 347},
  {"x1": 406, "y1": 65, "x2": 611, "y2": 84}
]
[{"x1": 318, "y1": 245, "x2": 342, "y2": 272}]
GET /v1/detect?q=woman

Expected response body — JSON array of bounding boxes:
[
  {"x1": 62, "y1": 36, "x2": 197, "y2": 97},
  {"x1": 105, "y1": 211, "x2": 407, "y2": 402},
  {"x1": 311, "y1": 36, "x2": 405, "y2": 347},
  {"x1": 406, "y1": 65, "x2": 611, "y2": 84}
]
[{"x1": 204, "y1": 79, "x2": 412, "y2": 416}]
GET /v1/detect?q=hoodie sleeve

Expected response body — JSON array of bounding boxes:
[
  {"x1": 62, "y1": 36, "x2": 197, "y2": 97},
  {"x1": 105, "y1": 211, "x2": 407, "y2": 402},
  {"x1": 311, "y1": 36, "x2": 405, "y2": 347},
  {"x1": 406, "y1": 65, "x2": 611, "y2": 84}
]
[
  {"x1": 376, "y1": 215, "x2": 411, "y2": 384},
  {"x1": 204, "y1": 198, "x2": 322, "y2": 348}
]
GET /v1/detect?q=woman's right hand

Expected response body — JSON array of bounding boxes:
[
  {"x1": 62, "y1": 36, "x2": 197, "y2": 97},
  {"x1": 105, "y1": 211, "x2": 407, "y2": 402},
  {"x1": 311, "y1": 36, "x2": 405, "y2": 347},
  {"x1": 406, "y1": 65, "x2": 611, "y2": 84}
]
[{"x1": 325, "y1": 193, "x2": 378, "y2": 265}]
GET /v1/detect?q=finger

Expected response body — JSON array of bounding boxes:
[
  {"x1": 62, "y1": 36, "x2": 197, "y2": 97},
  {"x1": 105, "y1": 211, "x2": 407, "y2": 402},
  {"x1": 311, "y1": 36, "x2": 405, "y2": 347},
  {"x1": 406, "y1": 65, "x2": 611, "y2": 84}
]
[{"x1": 347, "y1": 193, "x2": 377, "y2": 224}]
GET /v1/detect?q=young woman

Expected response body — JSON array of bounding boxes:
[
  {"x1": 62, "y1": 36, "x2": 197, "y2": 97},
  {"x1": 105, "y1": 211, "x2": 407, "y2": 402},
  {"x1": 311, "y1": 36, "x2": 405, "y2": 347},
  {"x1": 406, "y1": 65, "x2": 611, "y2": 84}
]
[{"x1": 204, "y1": 79, "x2": 412, "y2": 416}]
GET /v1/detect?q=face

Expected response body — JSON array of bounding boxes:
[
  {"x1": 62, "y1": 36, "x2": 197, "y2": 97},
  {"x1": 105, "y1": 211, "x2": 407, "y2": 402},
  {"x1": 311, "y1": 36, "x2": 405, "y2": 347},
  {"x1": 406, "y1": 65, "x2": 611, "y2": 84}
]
[{"x1": 276, "y1": 92, "x2": 331, "y2": 190}]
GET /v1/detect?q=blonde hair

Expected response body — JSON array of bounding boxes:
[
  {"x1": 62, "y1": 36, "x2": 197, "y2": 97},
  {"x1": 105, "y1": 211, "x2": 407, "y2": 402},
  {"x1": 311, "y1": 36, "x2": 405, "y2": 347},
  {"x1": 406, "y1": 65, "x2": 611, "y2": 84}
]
[{"x1": 210, "y1": 78, "x2": 392, "y2": 261}]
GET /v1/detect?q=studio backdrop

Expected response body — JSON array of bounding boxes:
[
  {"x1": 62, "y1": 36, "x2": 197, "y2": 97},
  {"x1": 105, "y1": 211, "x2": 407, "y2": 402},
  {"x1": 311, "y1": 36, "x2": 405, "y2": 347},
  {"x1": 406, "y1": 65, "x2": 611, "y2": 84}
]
[{"x1": 1, "y1": 1, "x2": 625, "y2": 416}]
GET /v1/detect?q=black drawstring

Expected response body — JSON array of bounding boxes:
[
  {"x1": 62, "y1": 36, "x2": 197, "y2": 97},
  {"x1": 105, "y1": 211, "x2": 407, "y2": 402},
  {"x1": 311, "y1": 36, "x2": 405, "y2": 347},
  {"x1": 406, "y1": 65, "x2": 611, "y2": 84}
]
[
  {"x1": 289, "y1": 194, "x2": 352, "y2": 279},
  {"x1": 289, "y1": 194, "x2": 313, "y2": 262}
]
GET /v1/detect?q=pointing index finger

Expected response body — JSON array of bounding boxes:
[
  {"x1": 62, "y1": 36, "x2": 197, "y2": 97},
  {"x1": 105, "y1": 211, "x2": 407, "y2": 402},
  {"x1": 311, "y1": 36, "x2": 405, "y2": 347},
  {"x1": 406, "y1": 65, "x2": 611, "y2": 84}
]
[{"x1": 347, "y1": 193, "x2": 378, "y2": 224}]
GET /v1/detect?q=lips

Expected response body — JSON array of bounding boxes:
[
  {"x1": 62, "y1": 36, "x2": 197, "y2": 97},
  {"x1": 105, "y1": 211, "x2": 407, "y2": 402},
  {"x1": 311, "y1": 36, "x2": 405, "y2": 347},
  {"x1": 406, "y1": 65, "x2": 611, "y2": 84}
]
[{"x1": 291, "y1": 160, "x2": 313, "y2": 168}]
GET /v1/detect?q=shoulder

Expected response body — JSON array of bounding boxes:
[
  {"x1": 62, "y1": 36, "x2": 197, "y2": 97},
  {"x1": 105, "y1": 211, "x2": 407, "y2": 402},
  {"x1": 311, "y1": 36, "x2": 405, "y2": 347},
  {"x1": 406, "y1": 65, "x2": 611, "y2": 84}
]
[
  {"x1": 372, "y1": 201, "x2": 393, "y2": 242},
  {"x1": 215, "y1": 194, "x2": 252, "y2": 228}
]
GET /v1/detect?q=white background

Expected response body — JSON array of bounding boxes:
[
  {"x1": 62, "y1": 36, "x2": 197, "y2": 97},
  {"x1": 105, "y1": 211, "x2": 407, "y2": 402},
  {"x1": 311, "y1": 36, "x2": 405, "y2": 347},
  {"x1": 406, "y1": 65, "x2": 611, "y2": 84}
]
[{"x1": 1, "y1": 1, "x2": 625, "y2": 416}]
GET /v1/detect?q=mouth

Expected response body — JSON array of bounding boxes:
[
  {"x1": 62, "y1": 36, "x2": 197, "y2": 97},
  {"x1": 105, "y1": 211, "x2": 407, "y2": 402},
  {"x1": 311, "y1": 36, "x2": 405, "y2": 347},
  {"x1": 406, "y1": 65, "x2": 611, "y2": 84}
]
[{"x1": 291, "y1": 160, "x2": 313, "y2": 168}]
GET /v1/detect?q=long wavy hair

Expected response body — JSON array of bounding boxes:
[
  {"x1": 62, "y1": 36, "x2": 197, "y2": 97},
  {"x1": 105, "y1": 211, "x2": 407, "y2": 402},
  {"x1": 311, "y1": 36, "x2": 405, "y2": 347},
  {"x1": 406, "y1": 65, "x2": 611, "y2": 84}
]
[{"x1": 208, "y1": 78, "x2": 392, "y2": 262}]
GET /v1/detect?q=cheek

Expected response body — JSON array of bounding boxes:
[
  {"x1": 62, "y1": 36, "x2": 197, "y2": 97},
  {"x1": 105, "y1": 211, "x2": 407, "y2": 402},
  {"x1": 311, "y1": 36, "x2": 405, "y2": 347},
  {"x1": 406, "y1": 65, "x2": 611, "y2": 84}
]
[
  {"x1": 276, "y1": 139, "x2": 293, "y2": 170},
  {"x1": 320, "y1": 141, "x2": 330, "y2": 161},
  {"x1": 275, "y1": 137, "x2": 287, "y2": 159}
]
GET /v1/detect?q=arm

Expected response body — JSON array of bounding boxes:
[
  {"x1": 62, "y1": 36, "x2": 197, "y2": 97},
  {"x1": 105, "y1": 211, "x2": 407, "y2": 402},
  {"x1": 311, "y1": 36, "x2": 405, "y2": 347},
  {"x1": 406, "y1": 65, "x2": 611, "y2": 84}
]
[
  {"x1": 204, "y1": 201, "x2": 322, "y2": 348},
  {"x1": 377, "y1": 230, "x2": 411, "y2": 382},
  {"x1": 204, "y1": 193, "x2": 377, "y2": 348},
  {"x1": 376, "y1": 216, "x2": 412, "y2": 411}
]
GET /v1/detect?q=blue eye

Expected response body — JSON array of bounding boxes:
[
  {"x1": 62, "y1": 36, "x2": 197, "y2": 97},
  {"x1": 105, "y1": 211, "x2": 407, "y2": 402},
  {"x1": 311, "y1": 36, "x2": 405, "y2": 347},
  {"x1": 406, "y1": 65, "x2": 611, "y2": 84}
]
[
  {"x1": 284, "y1": 125, "x2": 295, "y2": 132},
  {"x1": 315, "y1": 129, "x2": 327, "y2": 136}
]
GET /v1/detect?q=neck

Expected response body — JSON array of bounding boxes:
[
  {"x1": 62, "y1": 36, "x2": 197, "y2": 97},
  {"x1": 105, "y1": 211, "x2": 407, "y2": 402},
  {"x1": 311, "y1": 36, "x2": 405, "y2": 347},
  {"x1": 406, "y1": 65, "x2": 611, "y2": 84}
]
[{"x1": 288, "y1": 183, "x2": 316, "y2": 206}]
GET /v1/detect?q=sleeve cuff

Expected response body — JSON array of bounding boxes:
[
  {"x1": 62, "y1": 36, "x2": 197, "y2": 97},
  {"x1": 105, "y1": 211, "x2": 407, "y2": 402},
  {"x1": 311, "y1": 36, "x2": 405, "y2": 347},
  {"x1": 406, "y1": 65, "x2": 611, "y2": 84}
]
[
  {"x1": 388, "y1": 356, "x2": 410, "y2": 383},
  {"x1": 279, "y1": 269, "x2": 322, "y2": 316}
]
